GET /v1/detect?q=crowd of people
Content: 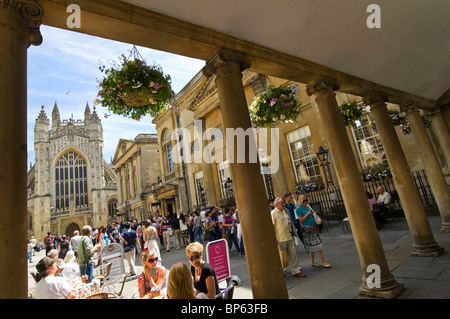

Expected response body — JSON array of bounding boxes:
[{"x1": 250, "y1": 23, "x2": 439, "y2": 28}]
[{"x1": 31, "y1": 187, "x2": 392, "y2": 299}]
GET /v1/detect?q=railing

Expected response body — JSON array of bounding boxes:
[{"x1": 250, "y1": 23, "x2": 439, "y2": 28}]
[{"x1": 304, "y1": 170, "x2": 436, "y2": 217}]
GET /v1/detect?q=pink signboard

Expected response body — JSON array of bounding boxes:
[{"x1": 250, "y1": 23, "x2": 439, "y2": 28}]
[{"x1": 206, "y1": 239, "x2": 230, "y2": 282}]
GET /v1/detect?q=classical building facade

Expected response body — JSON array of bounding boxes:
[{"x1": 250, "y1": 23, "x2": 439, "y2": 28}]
[
  {"x1": 112, "y1": 133, "x2": 161, "y2": 221},
  {"x1": 150, "y1": 70, "x2": 449, "y2": 214},
  {"x1": 27, "y1": 103, "x2": 117, "y2": 240}
]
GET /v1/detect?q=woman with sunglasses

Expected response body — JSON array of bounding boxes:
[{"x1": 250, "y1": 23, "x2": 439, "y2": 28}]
[
  {"x1": 186, "y1": 242, "x2": 220, "y2": 299},
  {"x1": 138, "y1": 250, "x2": 167, "y2": 298}
]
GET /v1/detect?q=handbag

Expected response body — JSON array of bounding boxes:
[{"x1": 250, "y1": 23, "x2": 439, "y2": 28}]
[{"x1": 313, "y1": 211, "x2": 322, "y2": 225}]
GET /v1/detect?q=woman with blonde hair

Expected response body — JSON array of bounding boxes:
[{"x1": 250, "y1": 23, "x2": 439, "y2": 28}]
[
  {"x1": 295, "y1": 194, "x2": 330, "y2": 268},
  {"x1": 167, "y1": 262, "x2": 208, "y2": 299},
  {"x1": 138, "y1": 250, "x2": 167, "y2": 298},
  {"x1": 186, "y1": 242, "x2": 219, "y2": 299}
]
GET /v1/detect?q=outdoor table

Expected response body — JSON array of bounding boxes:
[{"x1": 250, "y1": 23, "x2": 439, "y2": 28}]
[{"x1": 72, "y1": 280, "x2": 100, "y2": 299}]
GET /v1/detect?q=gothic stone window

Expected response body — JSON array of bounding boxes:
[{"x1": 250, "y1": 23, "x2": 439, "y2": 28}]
[{"x1": 55, "y1": 151, "x2": 88, "y2": 210}]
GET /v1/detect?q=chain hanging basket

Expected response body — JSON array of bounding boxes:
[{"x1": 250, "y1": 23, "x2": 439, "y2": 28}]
[
  {"x1": 95, "y1": 46, "x2": 173, "y2": 120},
  {"x1": 338, "y1": 101, "x2": 366, "y2": 128},
  {"x1": 248, "y1": 84, "x2": 302, "y2": 128}
]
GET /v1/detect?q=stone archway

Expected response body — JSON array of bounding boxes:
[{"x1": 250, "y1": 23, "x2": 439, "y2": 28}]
[{"x1": 65, "y1": 222, "x2": 80, "y2": 237}]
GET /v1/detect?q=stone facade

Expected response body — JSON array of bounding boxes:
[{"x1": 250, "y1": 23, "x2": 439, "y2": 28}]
[{"x1": 27, "y1": 103, "x2": 117, "y2": 240}]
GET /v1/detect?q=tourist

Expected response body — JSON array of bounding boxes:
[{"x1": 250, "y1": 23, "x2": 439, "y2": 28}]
[
  {"x1": 186, "y1": 241, "x2": 220, "y2": 299},
  {"x1": 295, "y1": 194, "x2": 330, "y2": 268},
  {"x1": 77, "y1": 225, "x2": 102, "y2": 282},
  {"x1": 118, "y1": 222, "x2": 141, "y2": 276},
  {"x1": 33, "y1": 256, "x2": 76, "y2": 299},
  {"x1": 167, "y1": 262, "x2": 208, "y2": 299},
  {"x1": 138, "y1": 250, "x2": 167, "y2": 298},
  {"x1": 271, "y1": 197, "x2": 306, "y2": 278}
]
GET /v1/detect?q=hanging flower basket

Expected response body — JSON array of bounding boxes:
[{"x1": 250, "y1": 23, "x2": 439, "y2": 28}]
[
  {"x1": 96, "y1": 48, "x2": 173, "y2": 120},
  {"x1": 338, "y1": 101, "x2": 366, "y2": 128},
  {"x1": 370, "y1": 110, "x2": 430, "y2": 135},
  {"x1": 248, "y1": 84, "x2": 301, "y2": 128}
]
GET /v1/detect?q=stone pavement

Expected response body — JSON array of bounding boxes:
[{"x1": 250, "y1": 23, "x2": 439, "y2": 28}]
[{"x1": 27, "y1": 214, "x2": 450, "y2": 299}]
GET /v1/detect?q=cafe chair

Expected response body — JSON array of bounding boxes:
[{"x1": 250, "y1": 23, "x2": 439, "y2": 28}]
[
  {"x1": 84, "y1": 292, "x2": 119, "y2": 299},
  {"x1": 95, "y1": 262, "x2": 112, "y2": 288}
]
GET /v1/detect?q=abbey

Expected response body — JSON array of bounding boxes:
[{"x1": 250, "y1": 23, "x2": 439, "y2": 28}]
[{"x1": 27, "y1": 103, "x2": 117, "y2": 240}]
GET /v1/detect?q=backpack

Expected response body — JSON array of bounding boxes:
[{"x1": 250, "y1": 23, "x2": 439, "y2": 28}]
[{"x1": 44, "y1": 236, "x2": 52, "y2": 246}]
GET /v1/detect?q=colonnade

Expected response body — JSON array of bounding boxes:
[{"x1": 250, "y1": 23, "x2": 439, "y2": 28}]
[{"x1": 1, "y1": 1, "x2": 449, "y2": 298}]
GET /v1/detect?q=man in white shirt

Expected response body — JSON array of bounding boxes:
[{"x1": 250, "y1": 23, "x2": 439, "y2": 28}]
[
  {"x1": 271, "y1": 197, "x2": 306, "y2": 278},
  {"x1": 34, "y1": 256, "x2": 76, "y2": 299},
  {"x1": 377, "y1": 187, "x2": 391, "y2": 206},
  {"x1": 70, "y1": 230, "x2": 81, "y2": 257}
]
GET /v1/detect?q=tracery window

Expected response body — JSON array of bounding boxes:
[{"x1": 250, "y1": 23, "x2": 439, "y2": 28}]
[{"x1": 55, "y1": 151, "x2": 88, "y2": 210}]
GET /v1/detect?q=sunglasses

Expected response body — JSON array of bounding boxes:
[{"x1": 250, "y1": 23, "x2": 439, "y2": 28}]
[
  {"x1": 188, "y1": 255, "x2": 200, "y2": 262},
  {"x1": 147, "y1": 257, "x2": 158, "y2": 263},
  {"x1": 303, "y1": 199, "x2": 308, "y2": 202}
]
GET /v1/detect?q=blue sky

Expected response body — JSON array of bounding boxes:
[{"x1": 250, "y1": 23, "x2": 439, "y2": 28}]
[{"x1": 27, "y1": 25, "x2": 204, "y2": 167}]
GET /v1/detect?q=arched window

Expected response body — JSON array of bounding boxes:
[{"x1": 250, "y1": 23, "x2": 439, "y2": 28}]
[
  {"x1": 108, "y1": 198, "x2": 118, "y2": 217},
  {"x1": 55, "y1": 151, "x2": 88, "y2": 210}
]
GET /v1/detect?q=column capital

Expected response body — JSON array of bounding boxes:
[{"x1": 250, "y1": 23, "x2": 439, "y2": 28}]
[
  {"x1": 0, "y1": 0, "x2": 44, "y2": 46},
  {"x1": 202, "y1": 47, "x2": 251, "y2": 78},
  {"x1": 399, "y1": 102, "x2": 419, "y2": 114},
  {"x1": 363, "y1": 92, "x2": 388, "y2": 111},
  {"x1": 306, "y1": 76, "x2": 340, "y2": 96}
]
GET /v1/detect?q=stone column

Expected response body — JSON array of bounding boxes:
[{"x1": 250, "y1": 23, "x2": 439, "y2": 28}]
[
  {"x1": 364, "y1": 93, "x2": 443, "y2": 256},
  {"x1": 202, "y1": 47, "x2": 288, "y2": 299},
  {"x1": 428, "y1": 107, "x2": 450, "y2": 171},
  {"x1": 306, "y1": 77, "x2": 403, "y2": 298},
  {"x1": 400, "y1": 103, "x2": 450, "y2": 233},
  {"x1": 0, "y1": 0, "x2": 43, "y2": 299}
]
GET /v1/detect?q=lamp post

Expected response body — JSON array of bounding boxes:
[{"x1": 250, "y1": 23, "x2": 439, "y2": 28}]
[
  {"x1": 316, "y1": 146, "x2": 334, "y2": 187},
  {"x1": 224, "y1": 177, "x2": 234, "y2": 200},
  {"x1": 198, "y1": 185, "x2": 206, "y2": 206}
]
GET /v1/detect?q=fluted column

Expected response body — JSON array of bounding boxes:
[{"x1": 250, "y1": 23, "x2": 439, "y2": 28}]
[
  {"x1": 428, "y1": 107, "x2": 450, "y2": 171},
  {"x1": 364, "y1": 93, "x2": 443, "y2": 255},
  {"x1": 306, "y1": 77, "x2": 403, "y2": 298},
  {"x1": 202, "y1": 47, "x2": 288, "y2": 298},
  {"x1": 0, "y1": 0, "x2": 43, "y2": 299},
  {"x1": 400, "y1": 103, "x2": 450, "y2": 233}
]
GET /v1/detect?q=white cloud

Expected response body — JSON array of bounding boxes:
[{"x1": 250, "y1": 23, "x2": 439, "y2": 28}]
[{"x1": 27, "y1": 25, "x2": 204, "y2": 167}]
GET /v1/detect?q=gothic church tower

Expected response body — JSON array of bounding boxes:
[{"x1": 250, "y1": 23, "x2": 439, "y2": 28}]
[{"x1": 27, "y1": 103, "x2": 117, "y2": 240}]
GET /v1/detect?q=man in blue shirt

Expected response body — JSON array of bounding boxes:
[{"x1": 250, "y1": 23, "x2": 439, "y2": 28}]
[
  {"x1": 119, "y1": 222, "x2": 141, "y2": 276},
  {"x1": 284, "y1": 193, "x2": 305, "y2": 247}
]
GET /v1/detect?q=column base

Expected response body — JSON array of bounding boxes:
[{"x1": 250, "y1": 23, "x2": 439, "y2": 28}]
[
  {"x1": 440, "y1": 221, "x2": 450, "y2": 234},
  {"x1": 358, "y1": 276, "x2": 404, "y2": 299},
  {"x1": 411, "y1": 242, "x2": 444, "y2": 257}
]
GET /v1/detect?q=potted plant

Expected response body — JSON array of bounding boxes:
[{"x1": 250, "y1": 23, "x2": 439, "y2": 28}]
[
  {"x1": 96, "y1": 48, "x2": 173, "y2": 120},
  {"x1": 248, "y1": 84, "x2": 301, "y2": 128}
]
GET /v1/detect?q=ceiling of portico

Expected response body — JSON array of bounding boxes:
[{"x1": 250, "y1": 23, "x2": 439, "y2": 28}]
[
  {"x1": 39, "y1": 0, "x2": 450, "y2": 107},
  {"x1": 121, "y1": 0, "x2": 449, "y2": 103}
]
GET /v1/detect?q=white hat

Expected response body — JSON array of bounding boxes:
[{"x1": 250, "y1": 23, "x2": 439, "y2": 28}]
[{"x1": 64, "y1": 250, "x2": 76, "y2": 263}]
